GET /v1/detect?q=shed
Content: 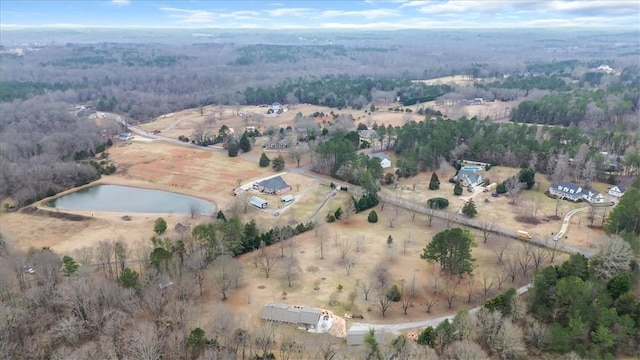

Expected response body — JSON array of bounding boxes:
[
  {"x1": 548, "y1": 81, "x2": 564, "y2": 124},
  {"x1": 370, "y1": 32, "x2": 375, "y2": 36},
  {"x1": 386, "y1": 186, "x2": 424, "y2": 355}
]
[
  {"x1": 280, "y1": 194, "x2": 294, "y2": 203},
  {"x1": 250, "y1": 196, "x2": 268, "y2": 209},
  {"x1": 258, "y1": 176, "x2": 292, "y2": 194},
  {"x1": 174, "y1": 223, "x2": 190, "y2": 232}
]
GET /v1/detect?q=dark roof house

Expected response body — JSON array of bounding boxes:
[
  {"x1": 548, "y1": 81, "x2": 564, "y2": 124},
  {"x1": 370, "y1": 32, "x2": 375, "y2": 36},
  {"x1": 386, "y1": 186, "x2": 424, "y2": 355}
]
[
  {"x1": 258, "y1": 176, "x2": 291, "y2": 194},
  {"x1": 455, "y1": 170, "x2": 484, "y2": 187}
]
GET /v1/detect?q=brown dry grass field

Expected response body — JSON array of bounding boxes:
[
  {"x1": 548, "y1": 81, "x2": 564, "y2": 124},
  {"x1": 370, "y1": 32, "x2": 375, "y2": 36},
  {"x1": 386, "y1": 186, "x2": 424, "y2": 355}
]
[
  {"x1": 136, "y1": 98, "x2": 516, "y2": 145},
  {"x1": 0, "y1": 102, "x2": 606, "y2": 334}
]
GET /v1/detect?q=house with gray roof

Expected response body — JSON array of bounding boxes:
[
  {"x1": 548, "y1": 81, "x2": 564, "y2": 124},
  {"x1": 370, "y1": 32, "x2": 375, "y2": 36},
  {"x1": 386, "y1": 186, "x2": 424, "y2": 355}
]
[
  {"x1": 257, "y1": 176, "x2": 291, "y2": 194},
  {"x1": 608, "y1": 184, "x2": 626, "y2": 198},
  {"x1": 550, "y1": 182, "x2": 605, "y2": 204},
  {"x1": 455, "y1": 169, "x2": 484, "y2": 187},
  {"x1": 369, "y1": 152, "x2": 391, "y2": 169},
  {"x1": 261, "y1": 303, "x2": 322, "y2": 329}
]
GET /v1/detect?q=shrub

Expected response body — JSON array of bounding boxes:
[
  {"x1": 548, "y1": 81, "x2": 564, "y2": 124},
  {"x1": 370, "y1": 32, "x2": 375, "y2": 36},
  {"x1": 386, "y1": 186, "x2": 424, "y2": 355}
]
[
  {"x1": 259, "y1": 152, "x2": 270, "y2": 167},
  {"x1": 453, "y1": 180, "x2": 463, "y2": 196},
  {"x1": 496, "y1": 182, "x2": 507, "y2": 194},
  {"x1": 334, "y1": 207, "x2": 343, "y2": 220},
  {"x1": 368, "y1": 210, "x2": 378, "y2": 223},
  {"x1": 386, "y1": 284, "x2": 401, "y2": 302},
  {"x1": 326, "y1": 213, "x2": 336, "y2": 223},
  {"x1": 427, "y1": 197, "x2": 449, "y2": 209}
]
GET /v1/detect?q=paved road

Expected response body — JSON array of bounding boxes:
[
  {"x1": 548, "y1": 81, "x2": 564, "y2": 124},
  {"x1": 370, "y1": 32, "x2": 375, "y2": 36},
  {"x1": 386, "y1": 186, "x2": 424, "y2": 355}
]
[{"x1": 350, "y1": 284, "x2": 533, "y2": 335}]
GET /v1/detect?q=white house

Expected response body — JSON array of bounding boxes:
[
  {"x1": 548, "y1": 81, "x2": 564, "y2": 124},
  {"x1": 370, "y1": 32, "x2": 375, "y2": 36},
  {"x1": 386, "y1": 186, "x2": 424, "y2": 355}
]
[
  {"x1": 369, "y1": 152, "x2": 391, "y2": 169},
  {"x1": 455, "y1": 170, "x2": 484, "y2": 187},
  {"x1": 583, "y1": 189, "x2": 605, "y2": 204},
  {"x1": 550, "y1": 182, "x2": 605, "y2": 203},
  {"x1": 608, "y1": 184, "x2": 626, "y2": 198}
]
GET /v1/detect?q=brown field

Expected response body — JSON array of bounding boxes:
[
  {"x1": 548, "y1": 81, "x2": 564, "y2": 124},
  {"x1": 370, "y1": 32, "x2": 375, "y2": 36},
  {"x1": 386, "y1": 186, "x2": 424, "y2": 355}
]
[
  {"x1": 0, "y1": 106, "x2": 601, "y2": 335},
  {"x1": 135, "y1": 85, "x2": 520, "y2": 152}
]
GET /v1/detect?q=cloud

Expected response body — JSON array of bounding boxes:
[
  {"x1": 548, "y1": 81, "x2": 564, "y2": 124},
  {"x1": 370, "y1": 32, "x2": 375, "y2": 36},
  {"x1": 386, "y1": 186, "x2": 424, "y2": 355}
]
[
  {"x1": 264, "y1": 7, "x2": 315, "y2": 17},
  {"x1": 111, "y1": 0, "x2": 130, "y2": 5},
  {"x1": 319, "y1": 9, "x2": 400, "y2": 19},
  {"x1": 160, "y1": 7, "x2": 216, "y2": 23}
]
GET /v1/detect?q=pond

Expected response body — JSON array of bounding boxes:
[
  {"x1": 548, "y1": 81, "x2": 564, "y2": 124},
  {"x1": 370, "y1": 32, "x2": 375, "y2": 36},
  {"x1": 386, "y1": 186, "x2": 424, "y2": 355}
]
[{"x1": 47, "y1": 185, "x2": 216, "y2": 215}]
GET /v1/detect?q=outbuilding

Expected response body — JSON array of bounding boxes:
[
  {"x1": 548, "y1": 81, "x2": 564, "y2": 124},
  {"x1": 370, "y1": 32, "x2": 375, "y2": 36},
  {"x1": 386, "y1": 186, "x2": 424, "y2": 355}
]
[
  {"x1": 261, "y1": 303, "x2": 321, "y2": 329},
  {"x1": 250, "y1": 196, "x2": 268, "y2": 209},
  {"x1": 280, "y1": 194, "x2": 294, "y2": 203}
]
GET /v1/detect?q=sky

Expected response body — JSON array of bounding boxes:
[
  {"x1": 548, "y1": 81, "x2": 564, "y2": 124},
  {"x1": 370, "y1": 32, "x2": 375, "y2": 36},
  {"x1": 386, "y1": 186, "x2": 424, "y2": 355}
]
[{"x1": 1, "y1": 0, "x2": 639, "y2": 30}]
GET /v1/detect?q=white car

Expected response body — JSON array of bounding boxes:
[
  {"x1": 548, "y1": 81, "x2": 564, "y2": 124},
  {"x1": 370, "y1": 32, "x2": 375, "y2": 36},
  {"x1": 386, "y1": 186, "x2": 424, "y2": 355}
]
[{"x1": 24, "y1": 267, "x2": 36, "y2": 274}]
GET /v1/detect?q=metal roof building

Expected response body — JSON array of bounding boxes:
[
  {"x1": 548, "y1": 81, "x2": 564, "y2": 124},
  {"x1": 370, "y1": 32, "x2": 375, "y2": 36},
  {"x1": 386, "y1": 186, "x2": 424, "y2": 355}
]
[{"x1": 261, "y1": 303, "x2": 322, "y2": 328}]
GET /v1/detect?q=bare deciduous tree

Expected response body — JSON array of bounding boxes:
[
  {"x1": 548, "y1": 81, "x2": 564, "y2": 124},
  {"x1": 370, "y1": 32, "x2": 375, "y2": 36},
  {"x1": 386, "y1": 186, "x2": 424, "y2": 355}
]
[
  {"x1": 127, "y1": 321, "x2": 163, "y2": 360},
  {"x1": 258, "y1": 250, "x2": 280, "y2": 279},
  {"x1": 374, "y1": 285, "x2": 393, "y2": 317},
  {"x1": 358, "y1": 279, "x2": 374, "y2": 301},
  {"x1": 590, "y1": 236, "x2": 634, "y2": 281},
  {"x1": 424, "y1": 296, "x2": 438, "y2": 313},
  {"x1": 505, "y1": 257, "x2": 520, "y2": 283},
  {"x1": 341, "y1": 196, "x2": 356, "y2": 223},
  {"x1": 338, "y1": 237, "x2": 352, "y2": 264},
  {"x1": 402, "y1": 233, "x2": 412, "y2": 255},
  {"x1": 481, "y1": 218, "x2": 496, "y2": 244},
  {"x1": 400, "y1": 275, "x2": 416, "y2": 315},
  {"x1": 465, "y1": 276, "x2": 476, "y2": 303},
  {"x1": 212, "y1": 254, "x2": 243, "y2": 300},
  {"x1": 444, "y1": 278, "x2": 459, "y2": 309},
  {"x1": 314, "y1": 224, "x2": 328, "y2": 260},
  {"x1": 443, "y1": 340, "x2": 487, "y2": 360},
  {"x1": 530, "y1": 245, "x2": 548, "y2": 271},
  {"x1": 480, "y1": 273, "x2": 494, "y2": 300},
  {"x1": 495, "y1": 271, "x2": 508, "y2": 291},
  {"x1": 516, "y1": 249, "x2": 533, "y2": 279},
  {"x1": 97, "y1": 240, "x2": 114, "y2": 279},
  {"x1": 493, "y1": 239, "x2": 509, "y2": 265},
  {"x1": 281, "y1": 256, "x2": 301, "y2": 287}
]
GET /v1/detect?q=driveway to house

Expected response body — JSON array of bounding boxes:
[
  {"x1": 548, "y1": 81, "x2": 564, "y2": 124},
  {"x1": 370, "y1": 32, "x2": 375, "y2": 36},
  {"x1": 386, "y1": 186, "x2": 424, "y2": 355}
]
[
  {"x1": 554, "y1": 207, "x2": 589, "y2": 242},
  {"x1": 349, "y1": 283, "x2": 533, "y2": 335}
]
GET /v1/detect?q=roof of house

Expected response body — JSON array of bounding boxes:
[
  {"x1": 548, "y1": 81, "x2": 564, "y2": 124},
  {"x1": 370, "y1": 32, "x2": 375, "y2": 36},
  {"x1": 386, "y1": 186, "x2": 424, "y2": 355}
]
[
  {"x1": 613, "y1": 184, "x2": 626, "y2": 192},
  {"x1": 261, "y1": 303, "x2": 321, "y2": 326},
  {"x1": 584, "y1": 189, "x2": 602, "y2": 198},
  {"x1": 369, "y1": 152, "x2": 390, "y2": 161},
  {"x1": 258, "y1": 176, "x2": 290, "y2": 190},
  {"x1": 551, "y1": 182, "x2": 583, "y2": 195},
  {"x1": 457, "y1": 170, "x2": 482, "y2": 184},
  {"x1": 358, "y1": 129, "x2": 377, "y2": 138}
]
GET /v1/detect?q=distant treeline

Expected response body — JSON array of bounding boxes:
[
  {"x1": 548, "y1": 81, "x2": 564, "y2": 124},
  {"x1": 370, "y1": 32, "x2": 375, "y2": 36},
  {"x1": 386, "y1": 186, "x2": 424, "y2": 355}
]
[
  {"x1": 510, "y1": 87, "x2": 639, "y2": 126},
  {"x1": 0, "y1": 81, "x2": 77, "y2": 102},
  {"x1": 244, "y1": 75, "x2": 451, "y2": 109},
  {"x1": 389, "y1": 117, "x2": 640, "y2": 181}
]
